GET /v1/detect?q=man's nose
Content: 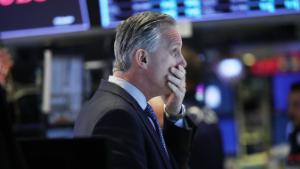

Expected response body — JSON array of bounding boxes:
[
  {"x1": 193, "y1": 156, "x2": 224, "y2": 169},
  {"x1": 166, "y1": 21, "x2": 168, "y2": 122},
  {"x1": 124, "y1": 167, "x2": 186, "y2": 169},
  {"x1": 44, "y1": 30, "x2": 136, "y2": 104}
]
[{"x1": 179, "y1": 54, "x2": 187, "y2": 68}]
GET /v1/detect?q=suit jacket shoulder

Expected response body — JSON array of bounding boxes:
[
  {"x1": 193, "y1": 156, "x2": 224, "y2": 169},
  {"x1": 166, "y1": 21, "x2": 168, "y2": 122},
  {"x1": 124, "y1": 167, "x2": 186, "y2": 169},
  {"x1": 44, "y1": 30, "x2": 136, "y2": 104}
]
[
  {"x1": 74, "y1": 80, "x2": 192, "y2": 169},
  {"x1": 74, "y1": 80, "x2": 142, "y2": 137}
]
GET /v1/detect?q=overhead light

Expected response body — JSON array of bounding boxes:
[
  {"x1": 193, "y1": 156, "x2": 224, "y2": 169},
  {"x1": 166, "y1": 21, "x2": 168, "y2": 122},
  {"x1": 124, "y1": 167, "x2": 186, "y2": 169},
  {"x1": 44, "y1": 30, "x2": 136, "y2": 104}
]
[
  {"x1": 217, "y1": 58, "x2": 243, "y2": 79},
  {"x1": 195, "y1": 84, "x2": 205, "y2": 102},
  {"x1": 242, "y1": 53, "x2": 256, "y2": 66},
  {"x1": 205, "y1": 85, "x2": 221, "y2": 109}
]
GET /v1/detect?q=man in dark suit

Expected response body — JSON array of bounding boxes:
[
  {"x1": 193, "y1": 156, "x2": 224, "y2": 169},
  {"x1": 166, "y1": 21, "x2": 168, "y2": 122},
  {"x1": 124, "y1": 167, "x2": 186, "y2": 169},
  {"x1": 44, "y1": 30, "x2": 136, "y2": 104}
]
[{"x1": 74, "y1": 12, "x2": 192, "y2": 169}]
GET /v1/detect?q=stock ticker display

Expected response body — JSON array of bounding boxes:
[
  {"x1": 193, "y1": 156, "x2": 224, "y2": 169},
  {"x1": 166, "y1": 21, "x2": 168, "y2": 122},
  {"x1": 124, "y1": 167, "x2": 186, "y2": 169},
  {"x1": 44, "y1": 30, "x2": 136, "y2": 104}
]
[
  {"x1": 0, "y1": 0, "x2": 90, "y2": 39},
  {"x1": 99, "y1": 0, "x2": 300, "y2": 28}
]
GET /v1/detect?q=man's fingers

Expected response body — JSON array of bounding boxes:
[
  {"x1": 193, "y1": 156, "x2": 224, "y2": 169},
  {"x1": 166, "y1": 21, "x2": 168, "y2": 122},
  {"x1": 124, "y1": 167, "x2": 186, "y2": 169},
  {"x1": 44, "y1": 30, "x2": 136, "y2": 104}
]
[
  {"x1": 168, "y1": 82, "x2": 179, "y2": 95},
  {"x1": 170, "y1": 66, "x2": 185, "y2": 80},
  {"x1": 165, "y1": 65, "x2": 186, "y2": 115},
  {"x1": 167, "y1": 75, "x2": 185, "y2": 87},
  {"x1": 167, "y1": 81, "x2": 186, "y2": 95}
]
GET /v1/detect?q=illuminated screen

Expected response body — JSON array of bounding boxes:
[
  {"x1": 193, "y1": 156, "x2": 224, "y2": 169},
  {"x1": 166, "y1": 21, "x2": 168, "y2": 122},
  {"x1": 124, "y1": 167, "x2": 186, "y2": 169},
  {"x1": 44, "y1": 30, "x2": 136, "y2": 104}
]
[
  {"x1": 195, "y1": 82, "x2": 234, "y2": 114},
  {"x1": 219, "y1": 118, "x2": 237, "y2": 155},
  {"x1": 0, "y1": 0, "x2": 90, "y2": 39},
  {"x1": 48, "y1": 56, "x2": 83, "y2": 125},
  {"x1": 99, "y1": 0, "x2": 300, "y2": 28},
  {"x1": 273, "y1": 73, "x2": 300, "y2": 112}
]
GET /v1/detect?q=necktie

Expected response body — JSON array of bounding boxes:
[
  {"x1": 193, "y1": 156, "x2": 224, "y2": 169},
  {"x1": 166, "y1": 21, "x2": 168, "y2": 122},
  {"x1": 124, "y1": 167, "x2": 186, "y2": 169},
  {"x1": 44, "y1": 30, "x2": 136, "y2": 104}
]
[{"x1": 145, "y1": 103, "x2": 169, "y2": 158}]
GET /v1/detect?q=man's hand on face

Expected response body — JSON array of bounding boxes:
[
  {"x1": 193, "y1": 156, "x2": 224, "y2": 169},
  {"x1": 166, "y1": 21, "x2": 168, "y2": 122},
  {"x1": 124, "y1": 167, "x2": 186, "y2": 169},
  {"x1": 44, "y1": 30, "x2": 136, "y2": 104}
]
[{"x1": 163, "y1": 65, "x2": 186, "y2": 116}]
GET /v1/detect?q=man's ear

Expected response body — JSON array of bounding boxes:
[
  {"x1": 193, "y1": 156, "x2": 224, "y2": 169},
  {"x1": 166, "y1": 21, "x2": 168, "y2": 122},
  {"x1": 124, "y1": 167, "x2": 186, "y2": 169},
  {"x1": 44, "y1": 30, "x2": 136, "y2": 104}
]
[{"x1": 134, "y1": 49, "x2": 148, "y2": 69}]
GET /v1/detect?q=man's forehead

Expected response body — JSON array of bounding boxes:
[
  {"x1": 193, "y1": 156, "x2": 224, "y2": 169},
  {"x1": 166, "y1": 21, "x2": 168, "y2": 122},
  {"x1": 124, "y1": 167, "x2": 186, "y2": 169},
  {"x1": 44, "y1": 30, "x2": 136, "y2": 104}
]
[{"x1": 161, "y1": 28, "x2": 182, "y2": 46}]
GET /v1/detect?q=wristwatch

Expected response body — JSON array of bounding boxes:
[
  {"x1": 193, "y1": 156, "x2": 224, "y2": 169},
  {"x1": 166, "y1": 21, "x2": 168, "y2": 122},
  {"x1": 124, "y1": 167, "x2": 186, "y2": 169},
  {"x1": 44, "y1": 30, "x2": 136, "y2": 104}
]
[{"x1": 164, "y1": 104, "x2": 186, "y2": 121}]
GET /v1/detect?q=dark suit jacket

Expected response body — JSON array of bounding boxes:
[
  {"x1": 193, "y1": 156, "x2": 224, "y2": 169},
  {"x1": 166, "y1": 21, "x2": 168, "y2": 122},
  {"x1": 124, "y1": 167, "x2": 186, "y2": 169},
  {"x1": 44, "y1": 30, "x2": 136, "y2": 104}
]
[
  {"x1": 74, "y1": 80, "x2": 192, "y2": 169},
  {"x1": 0, "y1": 86, "x2": 26, "y2": 169},
  {"x1": 189, "y1": 122, "x2": 224, "y2": 169}
]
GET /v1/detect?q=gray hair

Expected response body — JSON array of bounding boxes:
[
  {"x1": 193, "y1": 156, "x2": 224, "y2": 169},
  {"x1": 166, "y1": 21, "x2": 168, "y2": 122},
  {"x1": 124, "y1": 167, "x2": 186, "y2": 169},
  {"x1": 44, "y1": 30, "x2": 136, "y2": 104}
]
[{"x1": 113, "y1": 12, "x2": 175, "y2": 72}]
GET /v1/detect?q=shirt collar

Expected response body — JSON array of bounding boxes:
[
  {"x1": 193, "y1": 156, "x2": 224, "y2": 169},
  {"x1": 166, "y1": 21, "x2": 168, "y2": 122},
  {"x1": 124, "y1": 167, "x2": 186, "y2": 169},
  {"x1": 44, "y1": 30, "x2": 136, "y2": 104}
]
[{"x1": 108, "y1": 75, "x2": 147, "y2": 110}]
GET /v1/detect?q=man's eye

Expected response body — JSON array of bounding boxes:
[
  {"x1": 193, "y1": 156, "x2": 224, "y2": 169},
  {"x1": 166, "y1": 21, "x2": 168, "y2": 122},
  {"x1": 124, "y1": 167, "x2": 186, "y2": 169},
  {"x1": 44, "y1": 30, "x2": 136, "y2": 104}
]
[{"x1": 172, "y1": 49, "x2": 178, "y2": 55}]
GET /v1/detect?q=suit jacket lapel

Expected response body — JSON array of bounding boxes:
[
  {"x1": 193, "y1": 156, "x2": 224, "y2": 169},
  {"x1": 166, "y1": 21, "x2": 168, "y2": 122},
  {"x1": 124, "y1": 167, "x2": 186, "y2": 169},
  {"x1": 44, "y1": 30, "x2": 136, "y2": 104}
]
[
  {"x1": 98, "y1": 80, "x2": 173, "y2": 169},
  {"x1": 135, "y1": 107, "x2": 173, "y2": 169}
]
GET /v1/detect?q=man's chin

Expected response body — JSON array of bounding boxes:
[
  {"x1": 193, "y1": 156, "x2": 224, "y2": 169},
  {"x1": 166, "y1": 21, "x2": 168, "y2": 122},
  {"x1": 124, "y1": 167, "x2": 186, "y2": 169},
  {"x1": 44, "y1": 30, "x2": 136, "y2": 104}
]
[{"x1": 163, "y1": 87, "x2": 172, "y2": 96}]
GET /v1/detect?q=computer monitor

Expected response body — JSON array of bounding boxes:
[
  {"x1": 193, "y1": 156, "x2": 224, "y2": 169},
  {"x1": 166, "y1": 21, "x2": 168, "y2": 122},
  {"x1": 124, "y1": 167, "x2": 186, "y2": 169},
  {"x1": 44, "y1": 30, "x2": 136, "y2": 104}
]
[
  {"x1": 273, "y1": 72, "x2": 300, "y2": 113},
  {"x1": 195, "y1": 82, "x2": 234, "y2": 115},
  {"x1": 0, "y1": 0, "x2": 90, "y2": 39},
  {"x1": 42, "y1": 51, "x2": 84, "y2": 125},
  {"x1": 99, "y1": 0, "x2": 300, "y2": 28},
  {"x1": 219, "y1": 118, "x2": 238, "y2": 155}
]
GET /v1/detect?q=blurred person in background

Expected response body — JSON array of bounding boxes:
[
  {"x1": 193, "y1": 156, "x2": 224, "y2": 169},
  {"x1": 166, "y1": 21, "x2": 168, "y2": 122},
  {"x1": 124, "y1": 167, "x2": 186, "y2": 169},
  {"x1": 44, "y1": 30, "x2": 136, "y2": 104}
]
[
  {"x1": 0, "y1": 47, "x2": 26, "y2": 169},
  {"x1": 0, "y1": 48, "x2": 13, "y2": 86},
  {"x1": 184, "y1": 46, "x2": 224, "y2": 169},
  {"x1": 287, "y1": 81, "x2": 300, "y2": 165}
]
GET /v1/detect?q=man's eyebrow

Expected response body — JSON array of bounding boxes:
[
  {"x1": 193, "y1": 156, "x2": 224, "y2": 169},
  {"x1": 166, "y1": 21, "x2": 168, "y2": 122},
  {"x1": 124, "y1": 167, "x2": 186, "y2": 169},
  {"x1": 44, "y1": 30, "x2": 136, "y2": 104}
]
[{"x1": 169, "y1": 42, "x2": 182, "y2": 48}]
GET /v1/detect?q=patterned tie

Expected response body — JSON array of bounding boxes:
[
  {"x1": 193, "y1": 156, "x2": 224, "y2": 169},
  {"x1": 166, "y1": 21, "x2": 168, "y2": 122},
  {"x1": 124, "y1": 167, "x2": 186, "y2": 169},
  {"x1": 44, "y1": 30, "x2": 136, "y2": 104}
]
[{"x1": 145, "y1": 103, "x2": 169, "y2": 158}]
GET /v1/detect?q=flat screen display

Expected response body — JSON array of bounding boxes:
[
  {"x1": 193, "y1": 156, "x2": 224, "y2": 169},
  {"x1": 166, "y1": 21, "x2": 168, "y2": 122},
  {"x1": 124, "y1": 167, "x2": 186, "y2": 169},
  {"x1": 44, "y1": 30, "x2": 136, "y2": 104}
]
[
  {"x1": 99, "y1": 0, "x2": 300, "y2": 28},
  {"x1": 48, "y1": 56, "x2": 83, "y2": 125},
  {"x1": 273, "y1": 73, "x2": 300, "y2": 112},
  {"x1": 0, "y1": 0, "x2": 90, "y2": 39},
  {"x1": 219, "y1": 118, "x2": 238, "y2": 155},
  {"x1": 195, "y1": 81, "x2": 234, "y2": 115}
]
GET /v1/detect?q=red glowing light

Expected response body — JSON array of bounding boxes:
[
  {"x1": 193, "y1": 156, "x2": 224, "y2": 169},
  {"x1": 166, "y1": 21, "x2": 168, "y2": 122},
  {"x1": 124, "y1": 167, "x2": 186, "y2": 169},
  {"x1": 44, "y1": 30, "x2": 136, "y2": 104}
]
[{"x1": 0, "y1": 0, "x2": 46, "y2": 6}]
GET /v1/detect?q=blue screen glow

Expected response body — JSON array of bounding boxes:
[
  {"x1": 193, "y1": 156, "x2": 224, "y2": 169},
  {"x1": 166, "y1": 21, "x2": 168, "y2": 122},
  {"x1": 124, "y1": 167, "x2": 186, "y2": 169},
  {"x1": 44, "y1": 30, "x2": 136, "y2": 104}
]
[{"x1": 99, "y1": 0, "x2": 300, "y2": 28}]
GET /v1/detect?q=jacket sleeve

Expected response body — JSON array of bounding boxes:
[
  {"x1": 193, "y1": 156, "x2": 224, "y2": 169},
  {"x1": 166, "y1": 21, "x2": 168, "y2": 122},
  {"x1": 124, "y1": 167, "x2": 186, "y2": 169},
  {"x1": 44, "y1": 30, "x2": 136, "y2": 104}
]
[
  {"x1": 92, "y1": 109, "x2": 147, "y2": 169},
  {"x1": 163, "y1": 115, "x2": 193, "y2": 169}
]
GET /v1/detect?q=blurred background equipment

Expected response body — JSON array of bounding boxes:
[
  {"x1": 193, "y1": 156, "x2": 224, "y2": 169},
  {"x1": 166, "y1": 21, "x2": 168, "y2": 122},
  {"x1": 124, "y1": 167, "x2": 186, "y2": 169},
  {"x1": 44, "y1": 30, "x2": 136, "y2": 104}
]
[
  {"x1": 98, "y1": 0, "x2": 300, "y2": 29},
  {"x1": 0, "y1": 47, "x2": 27, "y2": 169}
]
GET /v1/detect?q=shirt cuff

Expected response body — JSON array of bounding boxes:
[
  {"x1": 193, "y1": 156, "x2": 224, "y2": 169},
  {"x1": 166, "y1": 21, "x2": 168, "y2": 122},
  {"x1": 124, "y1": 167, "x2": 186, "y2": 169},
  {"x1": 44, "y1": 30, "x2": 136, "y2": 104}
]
[
  {"x1": 174, "y1": 119, "x2": 184, "y2": 128},
  {"x1": 164, "y1": 104, "x2": 186, "y2": 128}
]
